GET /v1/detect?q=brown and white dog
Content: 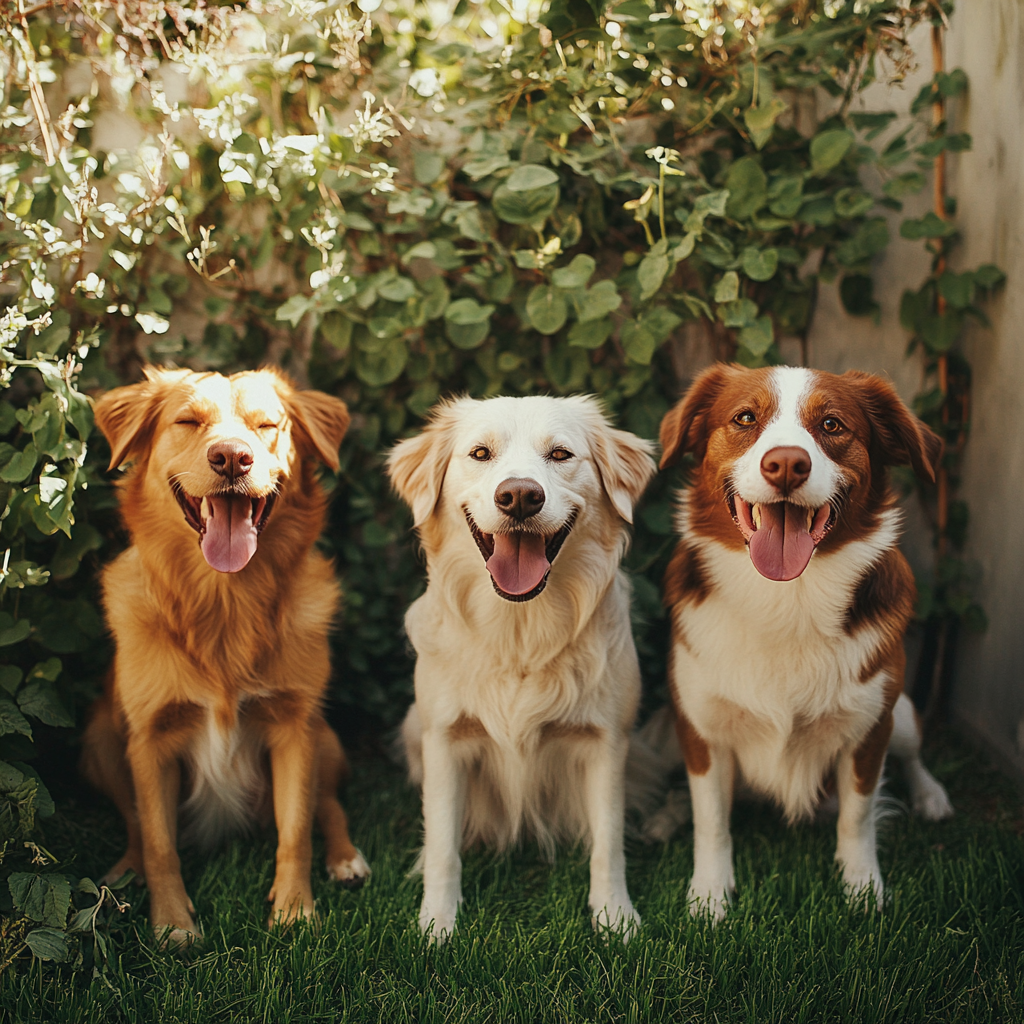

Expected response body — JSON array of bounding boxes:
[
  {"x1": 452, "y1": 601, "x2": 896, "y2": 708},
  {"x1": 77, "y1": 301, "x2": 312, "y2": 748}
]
[
  {"x1": 388, "y1": 395, "x2": 656, "y2": 940},
  {"x1": 81, "y1": 367, "x2": 369, "y2": 945},
  {"x1": 654, "y1": 363, "x2": 952, "y2": 918}
]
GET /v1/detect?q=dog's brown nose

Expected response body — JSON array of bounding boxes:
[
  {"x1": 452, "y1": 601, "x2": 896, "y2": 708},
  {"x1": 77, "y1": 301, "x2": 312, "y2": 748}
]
[
  {"x1": 760, "y1": 446, "x2": 811, "y2": 494},
  {"x1": 494, "y1": 478, "x2": 545, "y2": 520},
  {"x1": 208, "y1": 439, "x2": 254, "y2": 481}
]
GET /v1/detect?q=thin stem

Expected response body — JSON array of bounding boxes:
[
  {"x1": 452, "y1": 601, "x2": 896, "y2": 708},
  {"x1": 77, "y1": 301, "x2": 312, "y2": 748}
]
[{"x1": 658, "y1": 164, "x2": 666, "y2": 242}]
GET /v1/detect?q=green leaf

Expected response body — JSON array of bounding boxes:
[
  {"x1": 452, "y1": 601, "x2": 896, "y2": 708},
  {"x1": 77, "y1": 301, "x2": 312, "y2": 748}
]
[
  {"x1": 0, "y1": 618, "x2": 31, "y2": 647},
  {"x1": 835, "y1": 218, "x2": 889, "y2": 266},
  {"x1": 937, "y1": 271, "x2": 975, "y2": 310},
  {"x1": 918, "y1": 312, "x2": 963, "y2": 353},
  {"x1": 714, "y1": 271, "x2": 739, "y2": 303},
  {"x1": 738, "y1": 316, "x2": 774, "y2": 357},
  {"x1": 551, "y1": 254, "x2": 596, "y2": 290},
  {"x1": 899, "y1": 212, "x2": 957, "y2": 240},
  {"x1": 575, "y1": 280, "x2": 621, "y2": 322},
  {"x1": 445, "y1": 298, "x2": 495, "y2": 325},
  {"x1": 354, "y1": 337, "x2": 409, "y2": 384},
  {"x1": 620, "y1": 320, "x2": 657, "y2": 365},
  {"x1": 741, "y1": 247, "x2": 778, "y2": 282},
  {"x1": 567, "y1": 318, "x2": 612, "y2": 349},
  {"x1": 744, "y1": 98, "x2": 787, "y2": 150},
  {"x1": 637, "y1": 252, "x2": 669, "y2": 300},
  {"x1": 718, "y1": 298, "x2": 758, "y2": 329},
  {"x1": 0, "y1": 699, "x2": 33, "y2": 738},
  {"x1": 505, "y1": 164, "x2": 559, "y2": 191},
  {"x1": 833, "y1": 188, "x2": 874, "y2": 219},
  {"x1": 25, "y1": 927, "x2": 69, "y2": 963},
  {"x1": 526, "y1": 286, "x2": 568, "y2": 335},
  {"x1": 0, "y1": 447, "x2": 38, "y2": 483},
  {"x1": 724, "y1": 157, "x2": 767, "y2": 220},
  {"x1": 275, "y1": 294, "x2": 312, "y2": 327},
  {"x1": 767, "y1": 175, "x2": 803, "y2": 218},
  {"x1": 377, "y1": 275, "x2": 418, "y2": 302},
  {"x1": 18, "y1": 681, "x2": 73, "y2": 728},
  {"x1": 0, "y1": 665, "x2": 23, "y2": 695},
  {"x1": 840, "y1": 275, "x2": 880, "y2": 319},
  {"x1": 809, "y1": 128, "x2": 854, "y2": 175},
  {"x1": 491, "y1": 182, "x2": 559, "y2": 225},
  {"x1": 414, "y1": 151, "x2": 445, "y2": 185},
  {"x1": 883, "y1": 172, "x2": 926, "y2": 200},
  {"x1": 543, "y1": 343, "x2": 589, "y2": 392},
  {"x1": 672, "y1": 233, "x2": 696, "y2": 261},
  {"x1": 972, "y1": 264, "x2": 1006, "y2": 290}
]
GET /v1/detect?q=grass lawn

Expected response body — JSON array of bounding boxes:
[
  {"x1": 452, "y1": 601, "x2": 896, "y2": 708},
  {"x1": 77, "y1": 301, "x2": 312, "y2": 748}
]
[{"x1": 2, "y1": 728, "x2": 1022, "y2": 1023}]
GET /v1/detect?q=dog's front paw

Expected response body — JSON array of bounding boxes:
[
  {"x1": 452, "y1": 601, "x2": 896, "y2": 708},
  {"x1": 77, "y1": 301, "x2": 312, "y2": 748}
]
[
  {"x1": 687, "y1": 876, "x2": 733, "y2": 922},
  {"x1": 839, "y1": 860, "x2": 884, "y2": 910},
  {"x1": 267, "y1": 884, "x2": 317, "y2": 928},
  {"x1": 912, "y1": 773, "x2": 954, "y2": 821},
  {"x1": 327, "y1": 849, "x2": 371, "y2": 890},
  {"x1": 418, "y1": 898, "x2": 459, "y2": 943},
  {"x1": 151, "y1": 900, "x2": 202, "y2": 950},
  {"x1": 591, "y1": 901, "x2": 641, "y2": 942}
]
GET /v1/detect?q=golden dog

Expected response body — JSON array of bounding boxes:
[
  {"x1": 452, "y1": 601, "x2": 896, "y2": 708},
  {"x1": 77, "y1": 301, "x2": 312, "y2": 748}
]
[{"x1": 81, "y1": 367, "x2": 369, "y2": 945}]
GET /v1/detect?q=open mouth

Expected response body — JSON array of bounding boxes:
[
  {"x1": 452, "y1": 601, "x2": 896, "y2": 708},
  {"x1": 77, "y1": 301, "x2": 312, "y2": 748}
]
[
  {"x1": 172, "y1": 482, "x2": 277, "y2": 573},
  {"x1": 465, "y1": 509, "x2": 576, "y2": 602},
  {"x1": 727, "y1": 495, "x2": 836, "y2": 582}
]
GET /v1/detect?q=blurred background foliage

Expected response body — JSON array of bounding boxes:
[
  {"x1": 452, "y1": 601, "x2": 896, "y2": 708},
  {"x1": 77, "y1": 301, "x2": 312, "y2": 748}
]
[{"x1": 0, "y1": 0, "x2": 1002, "y2": 968}]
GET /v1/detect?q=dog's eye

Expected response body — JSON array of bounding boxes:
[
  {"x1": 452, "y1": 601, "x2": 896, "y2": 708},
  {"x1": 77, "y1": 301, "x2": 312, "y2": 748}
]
[
  {"x1": 258, "y1": 423, "x2": 278, "y2": 431},
  {"x1": 822, "y1": 417, "x2": 844, "y2": 434},
  {"x1": 175, "y1": 419, "x2": 200, "y2": 427},
  {"x1": 548, "y1": 448, "x2": 574, "y2": 462},
  {"x1": 469, "y1": 446, "x2": 491, "y2": 461},
  {"x1": 733, "y1": 411, "x2": 756, "y2": 426}
]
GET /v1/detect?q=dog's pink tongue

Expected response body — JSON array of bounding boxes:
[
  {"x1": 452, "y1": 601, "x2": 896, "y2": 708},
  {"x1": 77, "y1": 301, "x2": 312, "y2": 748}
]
[
  {"x1": 747, "y1": 502, "x2": 815, "y2": 582},
  {"x1": 201, "y1": 495, "x2": 258, "y2": 573},
  {"x1": 486, "y1": 533, "x2": 550, "y2": 596}
]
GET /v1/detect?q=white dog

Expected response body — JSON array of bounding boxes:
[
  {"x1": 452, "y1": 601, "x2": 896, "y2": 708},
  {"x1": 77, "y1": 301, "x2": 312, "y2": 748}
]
[{"x1": 387, "y1": 395, "x2": 656, "y2": 940}]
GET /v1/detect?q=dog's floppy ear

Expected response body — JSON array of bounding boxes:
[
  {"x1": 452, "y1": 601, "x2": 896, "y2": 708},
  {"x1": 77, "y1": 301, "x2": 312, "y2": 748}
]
[
  {"x1": 591, "y1": 419, "x2": 657, "y2": 524},
  {"x1": 94, "y1": 366, "x2": 185, "y2": 470},
  {"x1": 848, "y1": 372, "x2": 943, "y2": 483},
  {"x1": 287, "y1": 389, "x2": 351, "y2": 471},
  {"x1": 659, "y1": 363, "x2": 732, "y2": 469},
  {"x1": 387, "y1": 402, "x2": 461, "y2": 527}
]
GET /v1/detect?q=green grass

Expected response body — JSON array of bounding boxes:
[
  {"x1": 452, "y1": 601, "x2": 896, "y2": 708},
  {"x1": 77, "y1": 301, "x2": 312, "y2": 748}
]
[{"x1": 2, "y1": 730, "x2": 1022, "y2": 1023}]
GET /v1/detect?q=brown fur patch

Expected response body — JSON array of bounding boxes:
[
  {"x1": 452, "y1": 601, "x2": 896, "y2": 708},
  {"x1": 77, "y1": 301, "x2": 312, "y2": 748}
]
[
  {"x1": 853, "y1": 710, "x2": 895, "y2": 795},
  {"x1": 540, "y1": 721, "x2": 602, "y2": 742},
  {"x1": 151, "y1": 701, "x2": 203, "y2": 737},
  {"x1": 663, "y1": 543, "x2": 711, "y2": 609},
  {"x1": 673, "y1": 708, "x2": 711, "y2": 776},
  {"x1": 448, "y1": 714, "x2": 489, "y2": 741},
  {"x1": 844, "y1": 548, "x2": 915, "y2": 640}
]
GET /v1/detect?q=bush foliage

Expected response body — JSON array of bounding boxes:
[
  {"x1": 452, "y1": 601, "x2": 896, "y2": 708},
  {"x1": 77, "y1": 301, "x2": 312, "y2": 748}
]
[{"x1": 0, "y1": 0, "x2": 1002, "y2": 968}]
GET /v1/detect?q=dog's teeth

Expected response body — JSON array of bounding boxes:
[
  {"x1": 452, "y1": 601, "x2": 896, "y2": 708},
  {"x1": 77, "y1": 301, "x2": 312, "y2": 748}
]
[
  {"x1": 200, "y1": 497, "x2": 210, "y2": 522},
  {"x1": 752, "y1": 504, "x2": 762, "y2": 529}
]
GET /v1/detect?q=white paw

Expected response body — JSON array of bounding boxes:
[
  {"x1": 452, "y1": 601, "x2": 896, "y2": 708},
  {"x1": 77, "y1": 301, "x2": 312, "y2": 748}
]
[
  {"x1": 687, "y1": 878, "x2": 732, "y2": 922},
  {"x1": 327, "y1": 849, "x2": 372, "y2": 890},
  {"x1": 840, "y1": 863, "x2": 884, "y2": 909},
  {"x1": 912, "y1": 774, "x2": 954, "y2": 821},
  {"x1": 591, "y1": 901, "x2": 641, "y2": 942},
  {"x1": 418, "y1": 899, "x2": 459, "y2": 943},
  {"x1": 641, "y1": 789, "x2": 692, "y2": 844}
]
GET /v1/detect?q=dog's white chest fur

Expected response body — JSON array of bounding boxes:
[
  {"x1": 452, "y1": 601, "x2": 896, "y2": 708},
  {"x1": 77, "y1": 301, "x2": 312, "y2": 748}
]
[{"x1": 674, "y1": 513, "x2": 901, "y2": 819}]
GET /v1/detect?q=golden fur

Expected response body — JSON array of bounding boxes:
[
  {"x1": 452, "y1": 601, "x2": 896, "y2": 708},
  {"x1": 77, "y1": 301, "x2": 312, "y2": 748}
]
[
  {"x1": 388, "y1": 395, "x2": 656, "y2": 940},
  {"x1": 81, "y1": 367, "x2": 369, "y2": 945}
]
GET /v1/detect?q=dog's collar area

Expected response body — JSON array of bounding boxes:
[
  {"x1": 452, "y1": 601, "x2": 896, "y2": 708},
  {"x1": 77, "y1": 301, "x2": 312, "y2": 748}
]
[
  {"x1": 726, "y1": 494, "x2": 836, "y2": 581},
  {"x1": 171, "y1": 481, "x2": 278, "y2": 540},
  {"x1": 464, "y1": 508, "x2": 577, "y2": 602}
]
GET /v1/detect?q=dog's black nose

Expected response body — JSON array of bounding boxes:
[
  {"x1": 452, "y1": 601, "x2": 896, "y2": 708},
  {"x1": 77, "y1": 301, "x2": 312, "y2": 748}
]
[
  {"x1": 494, "y1": 478, "x2": 545, "y2": 520},
  {"x1": 208, "y1": 439, "x2": 254, "y2": 481},
  {"x1": 760, "y1": 446, "x2": 811, "y2": 494}
]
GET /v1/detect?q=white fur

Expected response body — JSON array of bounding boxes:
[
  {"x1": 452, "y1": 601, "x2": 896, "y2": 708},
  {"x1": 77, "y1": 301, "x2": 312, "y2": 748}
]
[
  {"x1": 731, "y1": 366, "x2": 843, "y2": 508},
  {"x1": 390, "y1": 396, "x2": 656, "y2": 941},
  {"x1": 180, "y1": 708, "x2": 266, "y2": 848},
  {"x1": 663, "y1": 367, "x2": 952, "y2": 919}
]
